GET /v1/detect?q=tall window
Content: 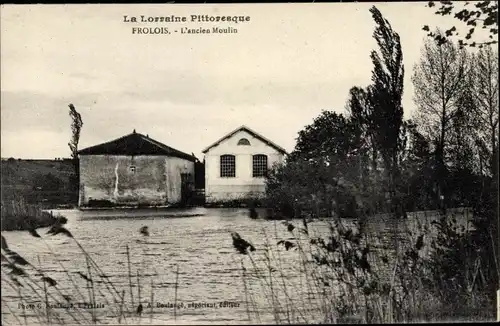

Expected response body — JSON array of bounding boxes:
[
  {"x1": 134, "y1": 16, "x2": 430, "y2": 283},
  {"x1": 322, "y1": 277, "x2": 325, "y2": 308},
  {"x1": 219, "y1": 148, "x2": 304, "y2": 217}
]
[
  {"x1": 237, "y1": 138, "x2": 251, "y2": 146},
  {"x1": 252, "y1": 154, "x2": 268, "y2": 177},
  {"x1": 220, "y1": 155, "x2": 236, "y2": 177}
]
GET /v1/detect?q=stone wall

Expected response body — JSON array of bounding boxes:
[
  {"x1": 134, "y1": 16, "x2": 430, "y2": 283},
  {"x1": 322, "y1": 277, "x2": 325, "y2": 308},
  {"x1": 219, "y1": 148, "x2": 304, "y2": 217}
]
[{"x1": 78, "y1": 155, "x2": 194, "y2": 207}]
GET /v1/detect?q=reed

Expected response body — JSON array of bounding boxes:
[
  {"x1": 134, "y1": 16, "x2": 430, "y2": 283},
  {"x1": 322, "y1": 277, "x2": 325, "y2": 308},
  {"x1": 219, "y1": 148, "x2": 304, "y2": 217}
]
[
  {"x1": 17, "y1": 285, "x2": 28, "y2": 326},
  {"x1": 149, "y1": 279, "x2": 154, "y2": 324},
  {"x1": 1, "y1": 194, "x2": 66, "y2": 231},
  {"x1": 2, "y1": 250, "x2": 84, "y2": 325},
  {"x1": 232, "y1": 209, "x2": 495, "y2": 324},
  {"x1": 0, "y1": 221, "x2": 184, "y2": 325},
  {"x1": 37, "y1": 255, "x2": 50, "y2": 324},
  {"x1": 136, "y1": 270, "x2": 142, "y2": 324},
  {"x1": 174, "y1": 264, "x2": 179, "y2": 322},
  {"x1": 85, "y1": 255, "x2": 96, "y2": 323},
  {"x1": 125, "y1": 244, "x2": 135, "y2": 311}
]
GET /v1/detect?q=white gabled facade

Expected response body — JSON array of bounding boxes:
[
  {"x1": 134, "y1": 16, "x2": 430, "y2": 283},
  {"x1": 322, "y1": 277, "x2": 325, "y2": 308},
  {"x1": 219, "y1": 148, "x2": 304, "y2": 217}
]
[{"x1": 202, "y1": 126, "x2": 287, "y2": 203}]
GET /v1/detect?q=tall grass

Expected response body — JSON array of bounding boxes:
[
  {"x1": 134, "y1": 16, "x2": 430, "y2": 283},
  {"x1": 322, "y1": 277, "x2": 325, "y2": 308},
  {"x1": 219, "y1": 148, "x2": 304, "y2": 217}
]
[
  {"x1": 1, "y1": 193, "x2": 68, "y2": 231},
  {"x1": 233, "y1": 208, "x2": 496, "y2": 324},
  {"x1": 1, "y1": 221, "x2": 182, "y2": 325}
]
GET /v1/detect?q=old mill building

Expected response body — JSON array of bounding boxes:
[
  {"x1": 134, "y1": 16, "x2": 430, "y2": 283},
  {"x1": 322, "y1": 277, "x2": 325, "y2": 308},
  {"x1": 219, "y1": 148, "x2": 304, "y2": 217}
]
[
  {"x1": 77, "y1": 130, "x2": 197, "y2": 207},
  {"x1": 202, "y1": 125, "x2": 287, "y2": 203}
]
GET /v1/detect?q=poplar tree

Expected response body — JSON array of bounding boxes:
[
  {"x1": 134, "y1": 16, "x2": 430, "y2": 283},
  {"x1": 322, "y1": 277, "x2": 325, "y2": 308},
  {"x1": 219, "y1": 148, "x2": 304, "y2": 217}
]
[
  {"x1": 68, "y1": 103, "x2": 83, "y2": 194},
  {"x1": 366, "y1": 6, "x2": 406, "y2": 218}
]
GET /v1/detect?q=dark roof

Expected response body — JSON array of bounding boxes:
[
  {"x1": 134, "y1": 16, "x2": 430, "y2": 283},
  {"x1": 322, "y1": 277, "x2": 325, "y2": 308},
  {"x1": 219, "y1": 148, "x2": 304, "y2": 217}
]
[
  {"x1": 78, "y1": 131, "x2": 196, "y2": 162},
  {"x1": 202, "y1": 125, "x2": 288, "y2": 154}
]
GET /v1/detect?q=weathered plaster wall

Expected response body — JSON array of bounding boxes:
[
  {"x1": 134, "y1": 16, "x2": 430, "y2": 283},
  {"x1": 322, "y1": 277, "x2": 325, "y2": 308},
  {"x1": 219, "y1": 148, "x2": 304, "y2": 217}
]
[
  {"x1": 164, "y1": 156, "x2": 195, "y2": 203},
  {"x1": 78, "y1": 155, "x2": 194, "y2": 206},
  {"x1": 204, "y1": 130, "x2": 284, "y2": 203}
]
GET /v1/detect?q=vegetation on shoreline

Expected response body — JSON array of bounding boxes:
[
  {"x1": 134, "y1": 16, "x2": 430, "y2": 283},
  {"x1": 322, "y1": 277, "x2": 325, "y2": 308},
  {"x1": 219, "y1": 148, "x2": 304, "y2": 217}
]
[
  {"x1": 1, "y1": 195, "x2": 68, "y2": 231},
  {"x1": 232, "y1": 208, "x2": 494, "y2": 324},
  {"x1": 1, "y1": 158, "x2": 78, "y2": 211},
  {"x1": 1, "y1": 225, "x2": 180, "y2": 325},
  {"x1": 233, "y1": 3, "x2": 499, "y2": 323}
]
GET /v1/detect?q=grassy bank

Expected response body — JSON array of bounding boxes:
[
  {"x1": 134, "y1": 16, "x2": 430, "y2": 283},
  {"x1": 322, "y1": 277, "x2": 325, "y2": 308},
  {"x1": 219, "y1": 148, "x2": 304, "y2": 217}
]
[
  {"x1": 1, "y1": 158, "x2": 78, "y2": 209},
  {"x1": 1, "y1": 196, "x2": 68, "y2": 231},
  {"x1": 1, "y1": 159, "x2": 75, "y2": 187}
]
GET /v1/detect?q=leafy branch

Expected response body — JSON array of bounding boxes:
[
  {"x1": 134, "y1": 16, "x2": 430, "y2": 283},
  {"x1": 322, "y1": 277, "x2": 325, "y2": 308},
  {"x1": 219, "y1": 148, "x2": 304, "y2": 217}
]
[{"x1": 423, "y1": 1, "x2": 498, "y2": 48}]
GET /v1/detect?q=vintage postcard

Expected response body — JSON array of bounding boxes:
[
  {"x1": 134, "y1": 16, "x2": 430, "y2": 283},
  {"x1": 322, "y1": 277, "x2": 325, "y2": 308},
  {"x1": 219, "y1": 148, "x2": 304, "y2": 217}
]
[{"x1": 1, "y1": 2, "x2": 498, "y2": 325}]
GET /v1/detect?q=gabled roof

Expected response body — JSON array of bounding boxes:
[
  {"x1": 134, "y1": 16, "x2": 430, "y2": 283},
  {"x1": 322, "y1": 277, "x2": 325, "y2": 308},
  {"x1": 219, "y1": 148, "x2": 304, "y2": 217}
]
[
  {"x1": 78, "y1": 130, "x2": 196, "y2": 162},
  {"x1": 202, "y1": 125, "x2": 288, "y2": 154}
]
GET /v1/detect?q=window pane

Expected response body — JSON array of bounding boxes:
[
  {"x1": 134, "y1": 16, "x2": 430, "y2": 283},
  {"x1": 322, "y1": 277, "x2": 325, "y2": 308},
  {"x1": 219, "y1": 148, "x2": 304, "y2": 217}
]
[
  {"x1": 252, "y1": 155, "x2": 268, "y2": 177},
  {"x1": 237, "y1": 138, "x2": 251, "y2": 146},
  {"x1": 220, "y1": 155, "x2": 236, "y2": 177}
]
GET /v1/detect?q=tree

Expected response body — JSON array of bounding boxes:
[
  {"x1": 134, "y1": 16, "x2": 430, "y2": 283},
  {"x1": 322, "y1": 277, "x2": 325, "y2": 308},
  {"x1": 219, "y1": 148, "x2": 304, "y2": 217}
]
[
  {"x1": 366, "y1": 6, "x2": 406, "y2": 218},
  {"x1": 423, "y1": 1, "x2": 498, "y2": 48},
  {"x1": 68, "y1": 103, "x2": 83, "y2": 160},
  {"x1": 68, "y1": 104, "x2": 83, "y2": 194},
  {"x1": 289, "y1": 111, "x2": 364, "y2": 215},
  {"x1": 469, "y1": 45, "x2": 499, "y2": 284},
  {"x1": 470, "y1": 46, "x2": 499, "y2": 178},
  {"x1": 345, "y1": 86, "x2": 388, "y2": 216},
  {"x1": 447, "y1": 100, "x2": 479, "y2": 206},
  {"x1": 399, "y1": 121, "x2": 436, "y2": 210},
  {"x1": 291, "y1": 110, "x2": 357, "y2": 164},
  {"x1": 411, "y1": 35, "x2": 469, "y2": 206},
  {"x1": 346, "y1": 86, "x2": 378, "y2": 172}
]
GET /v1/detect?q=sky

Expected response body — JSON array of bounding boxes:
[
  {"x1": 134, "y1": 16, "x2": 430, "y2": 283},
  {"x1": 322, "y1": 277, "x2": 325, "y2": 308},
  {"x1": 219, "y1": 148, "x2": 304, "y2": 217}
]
[{"x1": 1, "y1": 2, "x2": 471, "y2": 160}]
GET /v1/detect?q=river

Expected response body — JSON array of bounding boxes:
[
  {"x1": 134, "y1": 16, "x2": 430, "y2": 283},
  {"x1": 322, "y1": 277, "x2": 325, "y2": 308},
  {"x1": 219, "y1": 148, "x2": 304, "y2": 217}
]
[{"x1": 1, "y1": 207, "x2": 473, "y2": 325}]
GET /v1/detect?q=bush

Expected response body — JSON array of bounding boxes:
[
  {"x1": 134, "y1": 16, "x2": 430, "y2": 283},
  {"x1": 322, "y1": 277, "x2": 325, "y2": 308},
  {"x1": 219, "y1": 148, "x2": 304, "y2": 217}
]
[{"x1": 233, "y1": 211, "x2": 495, "y2": 324}]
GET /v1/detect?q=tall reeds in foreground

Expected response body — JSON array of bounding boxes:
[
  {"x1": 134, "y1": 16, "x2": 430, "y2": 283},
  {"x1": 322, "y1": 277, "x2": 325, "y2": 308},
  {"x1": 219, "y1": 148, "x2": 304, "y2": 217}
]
[
  {"x1": 1, "y1": 221, "x2": 182, "y2": 325},
  {"x1": 232, "y1": 209, "x2": 495, "y2": 324}
]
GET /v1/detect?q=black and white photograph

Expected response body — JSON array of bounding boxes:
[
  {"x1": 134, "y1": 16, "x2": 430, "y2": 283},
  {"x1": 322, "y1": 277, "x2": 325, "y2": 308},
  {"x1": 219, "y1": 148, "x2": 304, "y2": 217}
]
[{"x1": 1, "y1": 1, "x2": 499, "y2": 324}]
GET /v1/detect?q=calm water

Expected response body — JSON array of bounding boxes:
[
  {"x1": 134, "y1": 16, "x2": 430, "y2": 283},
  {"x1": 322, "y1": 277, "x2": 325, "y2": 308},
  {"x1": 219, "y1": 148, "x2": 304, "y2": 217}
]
[{"x1": 1, "y1": 207, "x2": 472, "y2": 325}]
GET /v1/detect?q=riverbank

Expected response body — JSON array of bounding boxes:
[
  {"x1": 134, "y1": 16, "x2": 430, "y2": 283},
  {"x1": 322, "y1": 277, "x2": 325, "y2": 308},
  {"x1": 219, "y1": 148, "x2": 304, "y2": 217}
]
[{"x1": 1, "y1": 198, "x2": 68, "y2": 231}]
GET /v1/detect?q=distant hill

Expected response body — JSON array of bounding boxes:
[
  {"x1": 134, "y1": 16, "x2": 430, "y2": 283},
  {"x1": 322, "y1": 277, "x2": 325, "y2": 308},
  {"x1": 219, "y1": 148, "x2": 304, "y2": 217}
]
[
  {"x1": 1, "y1": 158, "x2": 77, "y2": 206},
  {"x1": 1, "y1": 158, "x2": 74, "y2": 186}
]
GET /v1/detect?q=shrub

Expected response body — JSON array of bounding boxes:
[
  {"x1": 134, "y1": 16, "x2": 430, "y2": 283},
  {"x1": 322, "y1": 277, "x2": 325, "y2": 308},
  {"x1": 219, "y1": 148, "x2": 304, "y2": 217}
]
[{"x1": 232, "y1": 209, "x2": 495, "y2": 324}]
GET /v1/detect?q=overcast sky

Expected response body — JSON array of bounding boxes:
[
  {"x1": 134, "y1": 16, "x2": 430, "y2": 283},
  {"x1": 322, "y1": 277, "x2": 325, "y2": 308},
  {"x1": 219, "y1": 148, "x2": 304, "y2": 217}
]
[{"x1": 1, "y1": 3, "x2": 467, "y2": 159}]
